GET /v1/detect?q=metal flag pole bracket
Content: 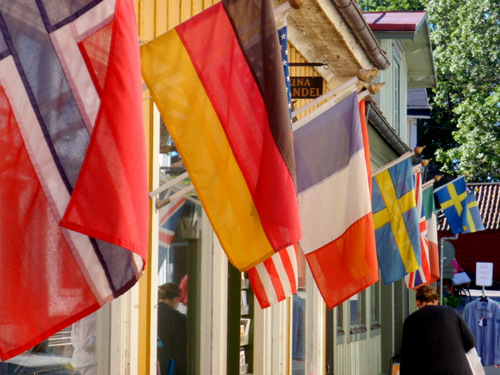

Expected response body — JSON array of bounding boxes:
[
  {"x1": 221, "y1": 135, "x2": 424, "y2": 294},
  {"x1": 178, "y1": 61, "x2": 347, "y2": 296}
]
[
  {"x1": 291, "y1": 76, "x2": 359, "y2": 122},
  {"x1": 149, "y1": 171, "x2": 189, "y2": 199},
  {"x1": 274, "y1": 2, "x2": 292, "y2": 17},
  {"x1": 149, "y1": 171, "x2": 198, "y2": 209},
  {"x1": 156, "y1": 184, "x2": 195, "y2": 210},
  {"x1": 371, "y1": 151, "x2": 415, "y2": 177}
]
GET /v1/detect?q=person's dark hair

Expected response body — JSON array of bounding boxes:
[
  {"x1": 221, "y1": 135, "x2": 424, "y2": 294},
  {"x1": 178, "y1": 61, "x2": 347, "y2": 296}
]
[
  {"x1": 158, "y1": 282, "x2": 181, "y2": 301},
  {"x1": 416, "y1": 285, "x2": 438, "y2": 304}
]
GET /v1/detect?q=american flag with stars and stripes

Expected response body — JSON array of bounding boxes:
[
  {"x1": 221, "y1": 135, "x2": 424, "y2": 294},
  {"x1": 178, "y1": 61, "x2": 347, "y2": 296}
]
[{"x1": 247, "y1": 24, "x2": 299, "y2": 308}]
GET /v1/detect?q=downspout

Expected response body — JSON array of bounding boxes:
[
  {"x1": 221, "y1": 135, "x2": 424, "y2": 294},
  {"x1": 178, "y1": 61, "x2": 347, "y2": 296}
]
[{"x1": 331, "y1": 0, "x2": 390, "y2": 70}]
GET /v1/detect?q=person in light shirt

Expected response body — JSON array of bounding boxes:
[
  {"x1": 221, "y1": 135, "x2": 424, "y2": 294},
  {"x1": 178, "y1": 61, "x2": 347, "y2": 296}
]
[{"x1": 71, "y1": 312, "x2": 96, "y2": 375}]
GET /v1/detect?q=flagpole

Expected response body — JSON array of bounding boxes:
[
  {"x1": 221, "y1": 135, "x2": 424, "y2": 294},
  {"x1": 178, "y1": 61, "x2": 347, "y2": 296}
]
[
  {"x1": 156, "y1": 184, "x2": 195, "y2": 210},
  {"x1": 149, "y1": 171, "x2": 189, "y2": 198},
  {"x1": 292, "y1": 82, "x2": 369, "y2": 132},
  {"x1": 421, "y1": 179, "x2": 435, "y2": 191},
  {"x1": 292, "y1": 76, "x2": 359, "y2": 119},
  {"x1": 358, "y1": 89, "x2": 371, "y2": 101},
  {"x1": 158, "y1": 179, "x2": 200, "y2": 206},
  {"x1": 433, "y1": 175, "x2": 466, "y2": 193},
  {"x1": 371, "y1": 151, "x2": 414, "y2": 177},
  {"x1": 274, "y1": 2, "x2": 292, "y2": 16}
]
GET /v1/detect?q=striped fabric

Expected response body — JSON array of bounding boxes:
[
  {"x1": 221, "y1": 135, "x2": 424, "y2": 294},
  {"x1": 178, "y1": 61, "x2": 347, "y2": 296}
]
[
  {"x1": 294, "y1": 93, "x2": 378, "y2": 309},
  {"x1": 141, "y1": 0, "x2": 301, "y2": 272},
  {"x1": 248, "y1": 245, "x2": 298, "y2": 308},
  {"x1": 246, "y1": 24, "x2": 299, "y2": 308},
  {"x1": 372, "y1": 157, "x2": 421, "y2": 284},
  {"x1": 158, "y1": 196, "x2": 187, "y2": 271},
  {"x1": 0, "y1": 0, "x2": 147, "y2": 359},
  {"x1": 405, "y1": 171, "x2": 431, "y2": 289},
  {"x1": 424, "y1": 186, "x2": 440, "y2": 284}
]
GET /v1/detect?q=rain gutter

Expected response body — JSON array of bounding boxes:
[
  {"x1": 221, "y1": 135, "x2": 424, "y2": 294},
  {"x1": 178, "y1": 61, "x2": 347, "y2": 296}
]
[
  {"x1": 331, "y1": 0, "x2": 390, "y2": 70},
  {"x1": 366, "y1": 99, "x2": 410, "y2": 155}
]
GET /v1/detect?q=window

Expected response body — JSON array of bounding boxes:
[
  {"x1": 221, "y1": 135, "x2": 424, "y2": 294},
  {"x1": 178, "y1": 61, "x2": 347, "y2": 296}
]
[
  {"x1": 156, "y1": 118, "x2": 202, "y2": 375},
  {"x1": 370, "y1": 284, "x2": 382, "y2": 332},
  {"x1": 0, "y1": 313, "x2": 102, "y2": 374},
  {"x1": 349, "y1": 291, "x2": 367, "y2": 340},
  {"x1": 336, "y1": 304, "x2": 345, "y2": 340}
]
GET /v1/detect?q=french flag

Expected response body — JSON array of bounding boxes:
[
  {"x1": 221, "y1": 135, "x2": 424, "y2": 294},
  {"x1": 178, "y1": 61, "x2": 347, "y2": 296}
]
[{"x1": 293, "y1": 93, "x2": 378, "y2": 309}]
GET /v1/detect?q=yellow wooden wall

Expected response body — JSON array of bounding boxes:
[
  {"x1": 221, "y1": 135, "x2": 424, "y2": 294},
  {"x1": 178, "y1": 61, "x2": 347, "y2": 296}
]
[
  {"x1": 135, "y1": 0, "x2": 219, "y2": 42},
  {"x1": 288, "y1": 44, "x2": 326, "y2": 119}
]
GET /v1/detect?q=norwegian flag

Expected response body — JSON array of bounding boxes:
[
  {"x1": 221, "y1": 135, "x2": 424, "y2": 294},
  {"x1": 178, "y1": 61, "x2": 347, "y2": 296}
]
[
  {"x1": 405, "y1": 171, "x2": 431, "y2": 289},
  {"x1": 0, "y1": 0, "x2": 147, "y2": 359}
]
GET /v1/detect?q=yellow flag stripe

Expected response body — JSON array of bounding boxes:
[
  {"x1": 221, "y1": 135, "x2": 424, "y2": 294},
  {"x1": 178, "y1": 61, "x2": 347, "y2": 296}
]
[
  {"x1": 141, "y1": 31, "x2": 274, "y2": 270},
  {"x1": 464, "y1": 200, "x2": 479, "y2": 232}
]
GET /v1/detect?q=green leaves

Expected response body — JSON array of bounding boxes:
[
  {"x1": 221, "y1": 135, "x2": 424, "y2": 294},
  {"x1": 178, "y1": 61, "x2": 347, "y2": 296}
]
[
  {"x1": 426, "y1": 0, "x2": 500, "y2": 181},
  {"x1": 360, "y1": 0, "x2": 500, "y2": 181},
  {"x1": 358, "y1": 0, "x2": 424, "y2": 11}
]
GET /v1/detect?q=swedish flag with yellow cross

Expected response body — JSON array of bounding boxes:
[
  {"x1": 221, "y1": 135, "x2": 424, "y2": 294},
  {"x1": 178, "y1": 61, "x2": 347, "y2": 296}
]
[
  {"x1": 434, "y1": 176, "x2": 467, "y2": 235},
  {"x1": 462, "y1": 191, "x2": 485, "y2": 234},
  {"x1": 372, "y1": 158, "x2": 421, "y2": 285}
]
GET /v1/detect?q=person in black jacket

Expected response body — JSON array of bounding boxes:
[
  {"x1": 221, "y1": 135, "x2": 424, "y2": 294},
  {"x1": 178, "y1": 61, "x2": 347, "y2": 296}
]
[
  {"x1": 157, "y1": 282, "x2": 187, "y2": 375},
  {"x1": 400, "y1": 285, "x2": 475, "y2": 375}
]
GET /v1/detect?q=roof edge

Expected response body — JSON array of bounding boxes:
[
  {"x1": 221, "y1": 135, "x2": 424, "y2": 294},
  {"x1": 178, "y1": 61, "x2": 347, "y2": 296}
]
[
  {"x1": 331, "y1": 0, "x2": 390, "y2": 70},
  {"x1": 366, "y1": 99, "x2": 410, "y2": 155}
]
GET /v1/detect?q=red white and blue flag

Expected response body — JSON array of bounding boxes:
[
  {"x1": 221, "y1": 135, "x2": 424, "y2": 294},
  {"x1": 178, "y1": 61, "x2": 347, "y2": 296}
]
[
  {"x1": 405, "y1": 171, "x2": 431, "y2": 289},
  {"x1": 293, "y1": 93, "x2": 378, "y2": 309},
  {"x1": 159, "y1": 197, "x2": 187, "y2": 250},
  {"x1": 158, "y1": 196, "x2": 187, "y2": 271},
  {"x1": 0, "y1": 0, "x2": 147, "y2": 359}
]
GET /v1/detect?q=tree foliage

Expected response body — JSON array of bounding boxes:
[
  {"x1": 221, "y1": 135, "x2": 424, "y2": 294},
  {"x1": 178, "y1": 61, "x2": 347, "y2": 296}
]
[
  {"x1": 358, "y1": 0, "x2": 500, "y2": 181},
  {"x1": 358, "y1": 0, "x2": 423, "y2": 11}
]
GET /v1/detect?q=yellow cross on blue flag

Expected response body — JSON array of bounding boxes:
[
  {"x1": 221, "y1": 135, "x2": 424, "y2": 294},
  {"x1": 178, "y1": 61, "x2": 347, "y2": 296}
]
[
  {"x1": 372, "y1": 157, "x2": 421, "y2": 284},
  {"x1": 462, "y1": 191, "x2": 485, "y2": 234},
  {"x1": 434, "y1": 176, "x2": 467, "y2": 234}
]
